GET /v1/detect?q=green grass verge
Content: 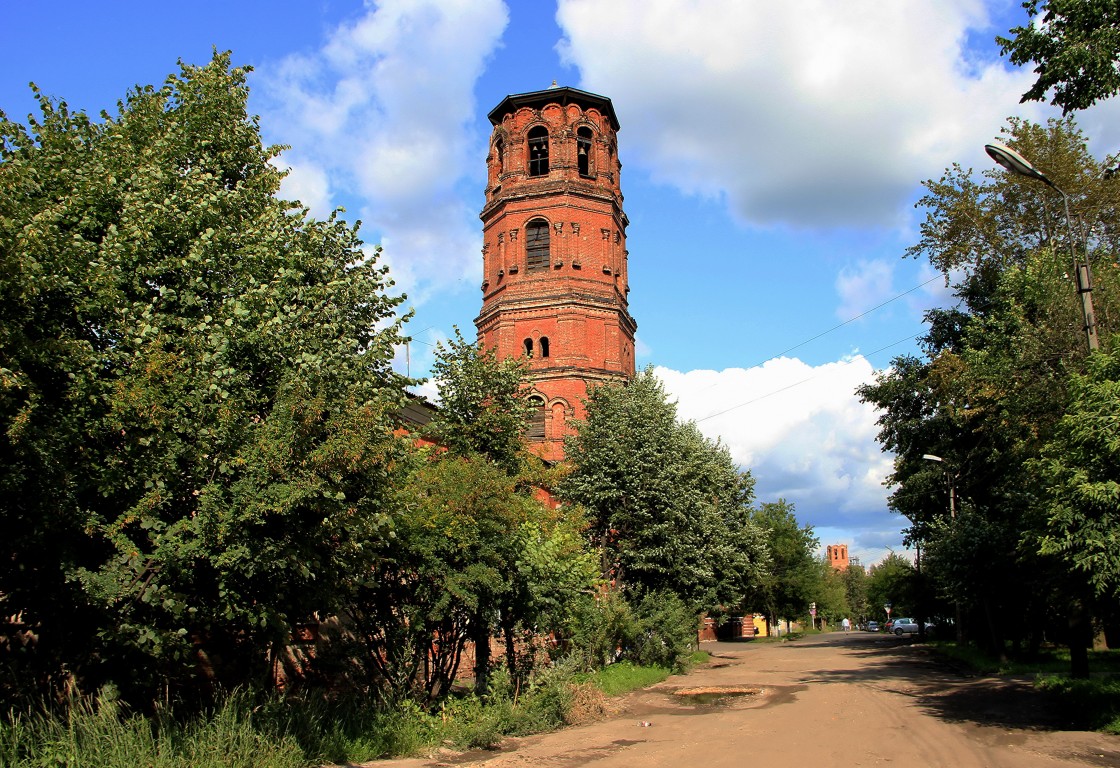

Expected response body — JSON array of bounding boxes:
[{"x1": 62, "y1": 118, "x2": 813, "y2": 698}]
[
  {"x1": 930, "y1": 642, "x2": 1120, "y2": 676},
  {"x1": 927, "y1": 642, "x2": 1120, "y2": 733},
  {"x1": 1036, "y1": 675, "x2": 1120, "y2": 733},
  {"x1": 586, "y1": 661, "x2": 671, "y2": 696}
]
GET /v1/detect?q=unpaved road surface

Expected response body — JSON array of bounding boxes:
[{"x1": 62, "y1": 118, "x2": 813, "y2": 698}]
[{"x1": 371, "y1": 632, "x2": 1120, "y2": 767}]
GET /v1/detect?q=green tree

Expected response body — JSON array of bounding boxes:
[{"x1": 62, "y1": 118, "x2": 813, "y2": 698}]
[
  {"x1": 866, "y1": 553, "x2": 916, "y2": 623},
  {"x1": 859, "y1": 116, "x2": 1120, "y2": 671},
  {"x1": 749, "y1": 500, "x2": 819, "y2": 633},
  {"x1": 1036, "y1": 345, "x2": 1120, "y2": 601},
  {"x1": 423, "y1": 327, "x2": 531, "y2": 475},
  {"x1": 558, "y1": 368, "x2": 766, "y2": 612},
  {"x1": 1030, "y1": 347, "x2": 1120, "y2": 671},
  {"x1": 0, "y1": 53, "x2": 409, "y2": 705},
  {"x1": 337, "y1": 452, "x2": 540, "y2": 701},
  {"x1": 813, "y1": 560, "x2": 850, "y2": 629},
  {"x1": 998, "y1": 0, "x2": 1120, "y2": 114},
  {"x1": 841, "y1": 563, "x2": 870, "y2": 624},
  {"x1": 419, "y1": 326, "x2": 593, "y2": 695}
]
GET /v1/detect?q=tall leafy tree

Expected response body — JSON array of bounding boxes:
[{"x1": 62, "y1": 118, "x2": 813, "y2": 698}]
[
  {"x1": 841, "y1": 563, "x2": 870, "y2": 625},
  {"x1": 558, "y1": 368, "x2": 766, "y2": 612},
  {"x1": 859, "y1": 116, "x2": 1120, "y2": 671},
  {"x1": 424, "y1": 327, "x2": 531, "y2": 475},
  {"x1": 0, "y1": 53, "x2": 410, "y2": 704},
  {"x1": 998, "y1": 0, "x2": 1120, "y2": 114},
  {"x1": 813, "y1": 560, "x2": 850, "y2": 629},
  {"x1": 749, "y1": 500, "x2": 819, "y2": 633},
  {"x1": 1036, "y1": 347, "x2": 1120, "y2": 600},
  {"x1": 866, "y1": 553, "x2": 917, "y2": 623}
]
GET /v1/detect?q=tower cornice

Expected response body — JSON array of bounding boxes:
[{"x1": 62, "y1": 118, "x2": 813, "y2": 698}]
[{"x1": 488, "y1": 86, "x2": 620, "y2": 130}]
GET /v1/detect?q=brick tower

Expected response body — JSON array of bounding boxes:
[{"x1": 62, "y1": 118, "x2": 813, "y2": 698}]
[
  {"x1": 827, "y1": 544, "x2": 850, "y2": 572},
  {"x1": 476, "y1": 85, "x2": 637, "y2": 461}
]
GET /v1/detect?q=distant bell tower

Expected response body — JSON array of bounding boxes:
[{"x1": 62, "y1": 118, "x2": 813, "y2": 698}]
[
  {"x1": 827, "y1": 544, "x2": 850, "y2": 572},
  {"x1": 476, "y1": 85, "x2": 637, "y2": 462}
]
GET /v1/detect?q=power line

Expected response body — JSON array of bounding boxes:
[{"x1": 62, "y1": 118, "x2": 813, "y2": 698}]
[
  {"x1": 768, "y1": 275, "x2": 941, "y2": 360},
  {"x1": 693, "y1": 274, "x2": 941, "y2": 396},
  {"x1": 694, "y1": 333, "x2": 922, "y2": 423}
]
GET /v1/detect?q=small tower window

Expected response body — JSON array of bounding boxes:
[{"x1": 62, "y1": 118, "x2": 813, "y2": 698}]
[
  {"x1": 526, "y1": 395, "x2": 546, "y2": 440},
  {"x1": 524, "y1": 338, "x2": 534, "y2": 357},
  {"x1": 528, "y1": 126, "x2": 549, "y2": 177},
  {"x1": 526, "y1": 219, "x2": 550, "y2": 271},
  {"x1": 539, "y1": 336, "x2": 550, "y2": 358},
  {"x1": 494, "y1": 138, "x2": 504, "y2": 174},
  {"x1": 577, "y1": 127, "x2": 593, "y2": 177}
]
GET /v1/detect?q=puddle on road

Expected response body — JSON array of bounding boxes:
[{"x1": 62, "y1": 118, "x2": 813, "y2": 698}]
[{"x1": 671, "y1": 686, "x2": 762, "y2": 707}]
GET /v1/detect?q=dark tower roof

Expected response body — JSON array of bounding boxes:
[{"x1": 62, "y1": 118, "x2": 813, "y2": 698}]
[{"x1": 487, "y1": 85, "x2": 620, "y2": 130}]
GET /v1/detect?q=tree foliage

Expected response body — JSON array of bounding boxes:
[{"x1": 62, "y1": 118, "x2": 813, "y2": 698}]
[
  {"x1": 558, "y1": 368, "x2": 766, "y2": 612},
  {"x1": 748, "y1": 500, "x2": 818, "y2": 628},
  {"x1": 998, "y1": 0, "x2": 1120, "y2": 114},
  {"x1": 1036, "y1": 347, "x2": 1120, "y2": 599},
  {"x1": 813, "y1": 560, "x2": 850, "y2": 626},
  {"x1": 841, "y1": 563, "x2": 870, "y2": 624},
  {"x1": 860, "y1": 116, "x2": 1120, "y2": 669},
  {"x1": 866, "y1": 553, "x2": 916, "y2": 622},
  {"x1": 423, "y1": 328, "x2": 531, "y2": 475},
  {"x1": 0, "y1": 53, "x2": 410, "y2": 703},
  {"x1": 337, "y1": 452, "x2": 547, "y2": 700}
]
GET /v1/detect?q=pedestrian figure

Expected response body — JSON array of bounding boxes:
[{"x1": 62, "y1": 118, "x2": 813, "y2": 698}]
[{"x1": 842, "y1": 617, "x2": 850, "y2": 632}]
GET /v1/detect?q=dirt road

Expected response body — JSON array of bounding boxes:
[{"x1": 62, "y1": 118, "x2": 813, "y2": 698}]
[{"x1": 375, "y1": 632, "x2": 1120, "y2": 767}]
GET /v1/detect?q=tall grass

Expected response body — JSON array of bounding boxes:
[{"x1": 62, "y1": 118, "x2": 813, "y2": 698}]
[
  {"x1": 0, "y1": 649, "x2": 696, "y2": 765},
  {"x1": 0, "y1": 689, "x2": 305, "y2": 768}
]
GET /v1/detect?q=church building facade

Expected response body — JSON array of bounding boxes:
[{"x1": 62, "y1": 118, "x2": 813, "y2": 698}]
[{"x1": 475, "y1": 85, "x2": 637, "y2": 461}]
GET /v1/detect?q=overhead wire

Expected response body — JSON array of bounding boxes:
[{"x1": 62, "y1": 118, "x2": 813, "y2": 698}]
[{"x1": 694, "y1": 332, "x2": 921, "y2": 423}]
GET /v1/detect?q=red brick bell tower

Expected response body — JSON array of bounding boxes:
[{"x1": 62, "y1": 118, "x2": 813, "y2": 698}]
[{"x1": 476, "y1": 86, "x2": 637, "y2": 461}]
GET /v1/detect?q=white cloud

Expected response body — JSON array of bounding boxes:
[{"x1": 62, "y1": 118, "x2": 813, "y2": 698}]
[
  {"x1": 556, "y1": 0, "x2": 1049, "y2": 229},
  {"x1": 836, "y1": 259, "x2": 896, "y2": 321},
  {"x1": 256, "y1": 0, "x2": 508, "y2": 304},
  {"x1": 655, "y1": 356, "x2": 901, "y2": 548},
  {"x1": 275, "y1": 157, "x2": 332, "y2": 220}
]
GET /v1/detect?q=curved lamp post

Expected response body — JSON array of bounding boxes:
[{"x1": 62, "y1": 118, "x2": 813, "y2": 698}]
[
  {"x1": 984, "y1": 142, "x2": 1099, "y2": 352},
  {"x1": 922, "y1": 453, "x2": 962, "y2": 640},
  {"x1": 921, "y1": 454, "x2": 955, "y2": 519}
]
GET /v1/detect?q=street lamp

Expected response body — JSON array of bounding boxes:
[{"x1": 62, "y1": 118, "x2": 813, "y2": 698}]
[
  {"x1": 922, "y1": 453, "x2": 962, "y2": 640},
  {"x1": 921, "y1": 454, "x2": 955, "y2": 518},
  {"x1": 984, "y1": 142, "x2": 1099, "y2": 352}
]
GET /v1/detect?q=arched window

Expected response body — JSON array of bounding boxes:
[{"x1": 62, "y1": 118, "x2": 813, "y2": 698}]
[
  {"x1": 577, "y1": 127, "x2": 593, "y2": 177},
  {"x1": 539, "y1": 336, "x2": 550, "y2": 358},
  {"x1": 526, "y1": 219, "x2": 550, "y2": 271},
  {"x1": 494, "y1": 138, "x2": 504, "y2": 174},
  {"x1": 523, "y1": 338, "x2": 534, "y2": 357},
  {"x1": 526, "y1": 395, "x2": 546, "y2": 440},
  {"x1": 528, "y1": 126, "x2": 549, "y2": 177}
]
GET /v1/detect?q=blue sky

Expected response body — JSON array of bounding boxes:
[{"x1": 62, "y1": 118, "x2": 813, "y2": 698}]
[{"x1": 6, "y1": 0, "x2": 1119, "y2": 566}]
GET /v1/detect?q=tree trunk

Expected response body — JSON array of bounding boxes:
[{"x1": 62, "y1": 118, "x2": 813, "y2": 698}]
[
  {"x1": 1069, "y1": 595, "x2": 1090, "y2": 679},
  {"x1": 982, "y1": 598, "x2": 1006, "y2": 662},
  {"x1": 502, "y1": 614, "x2": 518, "y2": 690},
  {"x1": 472, "y1": 613, "x2": 491, "y2": 696}
]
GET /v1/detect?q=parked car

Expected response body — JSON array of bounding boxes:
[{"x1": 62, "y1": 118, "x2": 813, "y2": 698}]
[
  {"x1": 865, "y1": 621, "x2": 879, "y2": 632},
  {"x1": 892, "y1": 618, "x2": 919, "y2": 635}
]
